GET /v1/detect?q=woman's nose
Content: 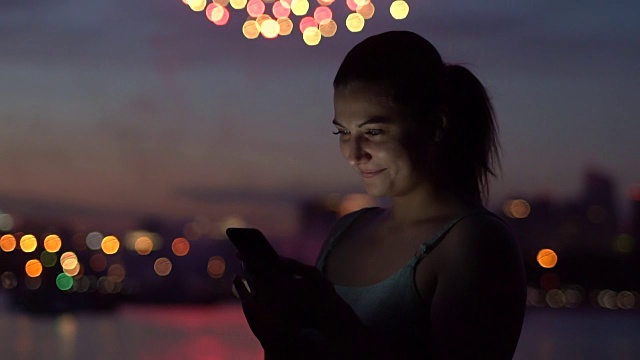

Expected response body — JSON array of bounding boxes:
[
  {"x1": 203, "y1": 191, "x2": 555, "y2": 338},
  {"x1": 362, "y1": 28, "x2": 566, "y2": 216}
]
[{"x1": 346, "y1": 137, "x2": 370, "y2": 165}]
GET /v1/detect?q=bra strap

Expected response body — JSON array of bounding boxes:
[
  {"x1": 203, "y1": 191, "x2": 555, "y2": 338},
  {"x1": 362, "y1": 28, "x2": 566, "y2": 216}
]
[{"x1": 408, "y1": 208, "x2": 485, "y2": 267}]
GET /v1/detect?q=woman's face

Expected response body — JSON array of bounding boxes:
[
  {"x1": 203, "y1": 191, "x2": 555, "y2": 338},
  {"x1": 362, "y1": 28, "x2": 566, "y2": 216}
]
[{"x1": 333, "y1": 82, "x2": 428, "y2": 198}]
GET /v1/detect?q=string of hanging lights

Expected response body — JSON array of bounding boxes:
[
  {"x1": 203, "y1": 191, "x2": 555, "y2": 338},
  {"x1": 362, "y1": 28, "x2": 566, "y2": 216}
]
[{"x1": 181, "y1": 0, "x2": 410, "y2": 46}]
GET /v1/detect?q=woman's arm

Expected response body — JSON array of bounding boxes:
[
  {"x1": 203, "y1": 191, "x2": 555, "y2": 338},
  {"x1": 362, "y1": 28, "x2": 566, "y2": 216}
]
[{"x1": 428, "y1": 215, "x2": 526, "y2": 359}]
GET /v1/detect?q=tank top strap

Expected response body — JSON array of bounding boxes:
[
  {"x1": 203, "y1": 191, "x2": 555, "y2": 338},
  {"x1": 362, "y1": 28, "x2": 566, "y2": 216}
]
[{"x1": 408, "y1": 208, "x2": 486, "y2": 267}]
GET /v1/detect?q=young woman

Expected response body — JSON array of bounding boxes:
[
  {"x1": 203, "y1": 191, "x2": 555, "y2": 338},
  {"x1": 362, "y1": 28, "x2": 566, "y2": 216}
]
[{"x1": 234, "y1": 31, "x2": 526, "y2": 359}]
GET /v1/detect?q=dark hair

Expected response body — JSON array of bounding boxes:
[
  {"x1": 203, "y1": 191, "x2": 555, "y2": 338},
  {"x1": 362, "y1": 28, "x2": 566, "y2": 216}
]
[{"x1": 333, "y1": 31, "x2": 500, "y2": 202}]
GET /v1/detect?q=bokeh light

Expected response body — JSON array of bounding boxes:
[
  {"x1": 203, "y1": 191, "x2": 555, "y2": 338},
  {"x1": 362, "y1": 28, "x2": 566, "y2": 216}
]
[
  {"x1": 108, "y1": 264, "x2": 126, "y2": 282},
  {"x1": 0, "y1": 234, "x2": 16, "y2": 252},
  {"x1": 207, "y1": 256, "x2": 226, "y2": 278},
  {"x1": 230, "y1": 0, "x2": 247, "y2": 9},
  {"x1": 40, "y1": 251, "x2": 57, "y2": 267},
  {"x1": 291, "y1": 0, "x2": 309, "y2": 16},
  {"x1": 64, "y1": 262, "x2": 81, "y2": 277},
  {"x1": 243, "y1": 19, "x2": 261, "y2": 39},
  {"x1": 319, "y1": 19, "x2": 337, "y2": 37},
  {"x1": 0, "y1": 213, "x2": 14, "y2": 231},
  {"x1": 299, "y1": 16, "x2": 318, "y2": 33},
  {"x1": 1, "y1": 272, "x2": 17, "y2": 289},
  {"x1": 171, "y1": 237, "x2": 191, "y2": 256},
  {"x1": 614, "y1": 233, "x2": 634, "y2": 253},
  {"x1": 25, "y1": 259, "x2": 43, "y2": 277},
  {"x1": 187, "y1": 0, "x2": 207, "y2": 12},
  {"x1": 56, "y1": 273, "x2": 74, "y2": 291},
  {"x1": 134, "y1": 237, "x2": 154, "y2": 255},
  {"x1": 303, "y1": 26, "x2": 321, "y2": 45},
  {"x1": 503, "y1": 199, "x2": 531, "y2": 218},
  {"x1": 101, "y1": 235, "x2": 120, "y2": 255},
  {"x1": 390, "y1": 0, "x2": 409, "y2": 20},
  {"x1": 277, "y1": 17, "x2": 294, "y2": 35},
  {"x1": 313, "y1": 6, "x2": 332, "y2": 23},
  {"x1": 90, "y1": 253, "x2": 108, "y2": 272},
  {"x1": 345, "y1": 12, "x2": 365, "y2": 32},
  {"x1": 261, "y1": 18, "x2": 281, "y2": 39},
  {"x1": 25, "y1": 276, "x2": 42, "y2": 290},
  {"x1": 20, "y1": 234, "x2": 37, "y2": 253},
  {"x1": 44, "y1": 234, "x2": 62, "y2": 252},
  {"x1": 247, "y1": 0, "x2": 266, "y2": 17},
  {"x1": 356, "y1": 1, "x2": 375, "y2": 19},
  {"x1": 346, "y1": 0, "x2": 358, "y2": 11},
  {"x1": 272, "y1": 1, "x2": 291, "y2": 18},
  {"x1": 60, "y1": 252, "x2": 79, "y2": 270},
  {"x1": 154, "y1": 257, "x2": 173, "y2": 276},
  {"x1": 537, "y1": 248, "x2": 558, "y2": 268},
  {"x1": 86, "y1": 232, "x2": 103, "y2": 250}
]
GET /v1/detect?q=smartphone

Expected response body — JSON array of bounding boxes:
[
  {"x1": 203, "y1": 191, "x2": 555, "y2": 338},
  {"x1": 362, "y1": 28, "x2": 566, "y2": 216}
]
[{"x1": 226, "y1": 227, "x2": 279, "y2": 263}]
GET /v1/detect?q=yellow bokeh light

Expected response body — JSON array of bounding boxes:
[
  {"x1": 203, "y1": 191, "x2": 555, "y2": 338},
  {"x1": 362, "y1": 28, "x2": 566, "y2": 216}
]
[
  {"x1": 61, "y1": 252, "x2": 79, "y2": 270},
  {"x1": 44, "y1": 234, "x2": 62, "y2": 252},
  {"x1": 537, "y1": 248, "x2": 558, "y2": 269},
  {"x1": 390, "y1": 0, "x2": 409, "y2": 20},
  {"x1": 207, "y1": 256, "x2": 226, "y2": 278},
  {"x1": 319, "y1": 19, "x2": 337, "y2": 37},
  {"x1": 171, "y1": 237, "x2": 191, "y2": 257},
  {"x1": 256, "y1": 14, "x2": 271, "y2": 26},
  {"x1": 230, "y1": 0, "x2": 247, "y2": 9},
  {"x1": 25, "y1": 259, "x2": 43, "y2": 278},
  {"x1": 134, "y1": 237, "x2": 153, "y2": 255},
  {"x1": 261, "y1": 19, "x2": 281, "y2": 38},
  {"x1": 356, "y1": 2, "x2": 375, "y2": 19},
  {"x1": 154, "y1": 257, "x2": 172, "y2": 276},
  {"x1": 187, "y1": 0, "x2": 207, "y2": 12},
  {"x1": 1, "y1": 234, "x2": 16, "y2": 252},
  {"x1": 277, "y1": 17, "x2": 294, "y2": 35},
  {"x1": 101, "y1": 235, "x2": 120, "y2": 255},
  {"x1": 20, "y1": 234, "x2": 37, "y2": 253},
  {"x1": 354, "y1": 0, "x2": 370, "y2": 6},
  {"x1": 243, "y1": 19, "x2": 261, "y2": 39},
  {"x1": 291, "y1": 0, "x2": 309, "y2": 16},
  {"x1": 345, "y1": 12, "x2": 365, "y2": 32},
  {"x1": 303, "y1": 26, "x2": 321, "y2": 46}
]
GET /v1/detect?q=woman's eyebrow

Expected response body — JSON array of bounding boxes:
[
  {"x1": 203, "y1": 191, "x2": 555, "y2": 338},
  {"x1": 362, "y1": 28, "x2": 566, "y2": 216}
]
[{"x1": 332, "y1": 116, "x2": 393, "y2": 128}]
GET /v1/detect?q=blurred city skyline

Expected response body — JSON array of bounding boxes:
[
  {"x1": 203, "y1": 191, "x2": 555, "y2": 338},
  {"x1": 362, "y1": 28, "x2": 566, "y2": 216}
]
[{"x1": 1, "y1": 1, "x2": 639, "y2": 236}]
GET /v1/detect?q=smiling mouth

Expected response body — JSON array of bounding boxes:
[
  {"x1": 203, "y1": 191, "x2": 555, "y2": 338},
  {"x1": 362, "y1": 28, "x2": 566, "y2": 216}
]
[{"x1": 360, "y1": 169, "x2": 386, "y2": 178}]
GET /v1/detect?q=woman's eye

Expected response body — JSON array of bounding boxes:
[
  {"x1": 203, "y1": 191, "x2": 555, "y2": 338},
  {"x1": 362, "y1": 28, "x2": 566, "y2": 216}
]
[
  {"x1": 332, "y1": 129, "x2": 349, "y2": 135},
  {"x1": 366, "y1": 129, "x2": 382, "y2": 136}
]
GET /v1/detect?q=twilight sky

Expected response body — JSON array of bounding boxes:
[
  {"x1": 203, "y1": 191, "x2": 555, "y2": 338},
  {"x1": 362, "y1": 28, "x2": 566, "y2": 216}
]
[{"x1": 1, "y1": 0, "x2": 639, "y2": 235}]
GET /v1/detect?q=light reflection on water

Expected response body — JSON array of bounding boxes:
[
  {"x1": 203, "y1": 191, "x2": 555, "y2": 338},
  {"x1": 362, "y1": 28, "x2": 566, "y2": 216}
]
[{"x1": 1, "y1": 301, "x2": 639, "y2": 360}]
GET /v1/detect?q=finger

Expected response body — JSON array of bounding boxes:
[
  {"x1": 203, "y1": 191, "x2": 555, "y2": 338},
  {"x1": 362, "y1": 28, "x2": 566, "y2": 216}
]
[
  {"x1": 233, "y1": 274, "x2": 251, "y2": 301},
  {"x1": 278, "y1": 257, "x2": 323, "y2": 280}
]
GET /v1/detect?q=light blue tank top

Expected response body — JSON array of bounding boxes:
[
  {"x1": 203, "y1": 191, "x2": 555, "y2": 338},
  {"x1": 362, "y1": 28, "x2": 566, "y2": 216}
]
[{"x1": 313, "y1": 207, "x2": 485, "y2": 358}]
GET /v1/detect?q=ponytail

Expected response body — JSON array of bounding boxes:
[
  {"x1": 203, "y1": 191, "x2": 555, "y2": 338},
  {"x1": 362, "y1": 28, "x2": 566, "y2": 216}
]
[{"x1": 440, "y1": 64, "x2": 500, "y2": 201}]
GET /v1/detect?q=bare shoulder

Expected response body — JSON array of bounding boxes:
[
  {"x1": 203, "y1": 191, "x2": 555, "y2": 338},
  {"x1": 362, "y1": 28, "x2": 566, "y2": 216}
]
[{"x1": 433, "y1": 210, "x2": 521, "y2": 274}]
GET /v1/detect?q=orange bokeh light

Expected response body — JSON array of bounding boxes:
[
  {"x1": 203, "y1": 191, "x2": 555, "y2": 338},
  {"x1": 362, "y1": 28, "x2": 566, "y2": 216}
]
[
  {"x1": 207, "y1": 256, "x2": 226, "y2": 278},
  {"x1": 171, "y1": 237, "x2": 191, "y2": 257},
  {"x1": 537, "y1": 249, "x2": 558, "y2": 269},
  {"x1": 135, "y1": 237, "x2": 153, "y2": 255},
  {"x1": 25, "y1": 259, "x2": 43, "y2": 277},
  {"x1": 60, "y1": 251, "x2": 79, "y2": 270},
  {"x1": 0, "y1": 234, "x2": 16, "y2": 252},
  {"x1": 154, "y1": 257, "x2": 173, "y2": 276},
  {"x1": 44, "y1": 234, "x2": 62, "y2": 252},
  {"x1": 101, "y1": 235, "x2": 120, "y2": 255}
]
